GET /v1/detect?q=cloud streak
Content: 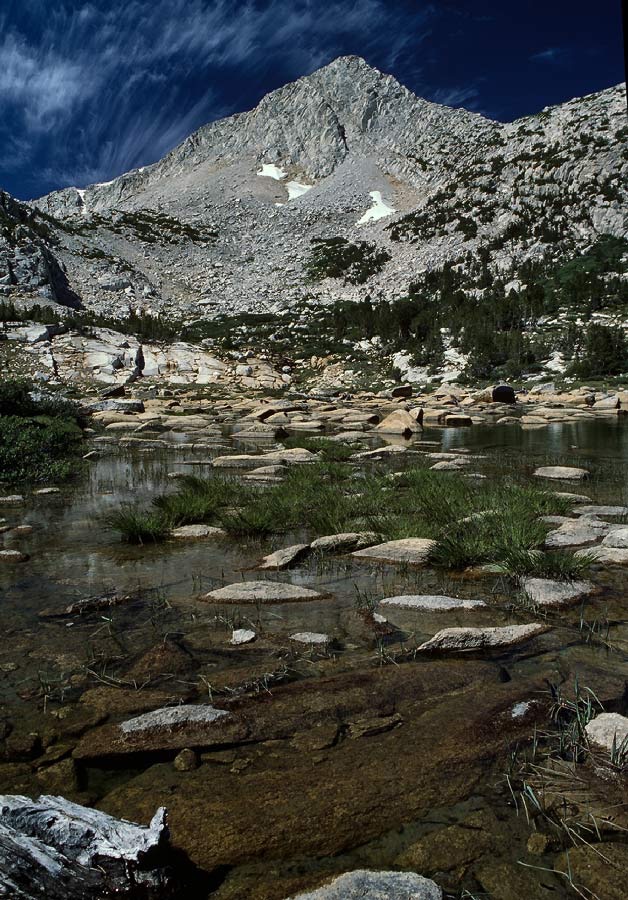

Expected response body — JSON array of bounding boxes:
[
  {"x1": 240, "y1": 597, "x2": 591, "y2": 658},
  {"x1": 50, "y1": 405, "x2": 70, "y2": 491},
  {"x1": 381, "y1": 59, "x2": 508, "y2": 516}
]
[{"x1": 0, "y1": 0, "x2": 441, "y2": 197}]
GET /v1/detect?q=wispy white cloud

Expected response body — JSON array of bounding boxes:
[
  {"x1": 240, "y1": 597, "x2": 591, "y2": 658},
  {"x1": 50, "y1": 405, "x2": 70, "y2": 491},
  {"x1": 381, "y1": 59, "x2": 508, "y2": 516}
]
[
  {"x1": 530, "y1": 47, "x2": 568, "y2": 64},
  {"x1": 0, "y1": 0, "x2": 439, "y2": 196},
  {"x1": 429, "y1": 85, "x2": 481, "y2": 108}
]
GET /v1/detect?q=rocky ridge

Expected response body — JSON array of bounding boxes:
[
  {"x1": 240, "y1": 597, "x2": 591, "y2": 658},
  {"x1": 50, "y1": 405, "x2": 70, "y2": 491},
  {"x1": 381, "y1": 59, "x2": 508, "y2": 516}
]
[{"x1": 0, "y1": 56, "x2": 622, "y2": 327}]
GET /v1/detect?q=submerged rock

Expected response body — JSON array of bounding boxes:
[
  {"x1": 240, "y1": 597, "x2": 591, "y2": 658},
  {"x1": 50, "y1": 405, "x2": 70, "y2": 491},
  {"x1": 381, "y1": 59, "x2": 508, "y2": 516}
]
[
  {"x1": 352, "y1": 538, "x2": 436, "y2": 565},
  {"x1": 204, "y1": 581, "x2": 323, "y2": 603},
  {"x1": 380, "y1": 595, "x2": 486, "y2": 611},
  {"x1": 521, "y1": 578, "x2": 596, "y2": 608},
  {"x1": 287, "y1": 870, "x2": 442, "y2": 899},
  {"x1": 554, "y1": 843, "x2": 628, "y2": 900},
  {"x1": 417, "y1": 623, "x2": 548, "y2": 652},
  {"x1": 534, "y1": 466, "x2": 589, "y2": 481}
]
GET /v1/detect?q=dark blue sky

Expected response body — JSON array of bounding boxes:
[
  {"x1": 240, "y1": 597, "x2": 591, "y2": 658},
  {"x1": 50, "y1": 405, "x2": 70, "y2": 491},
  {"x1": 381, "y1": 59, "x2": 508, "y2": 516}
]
[{"x1": 1, "y1": 0, "x2": 624, "y2": 200}]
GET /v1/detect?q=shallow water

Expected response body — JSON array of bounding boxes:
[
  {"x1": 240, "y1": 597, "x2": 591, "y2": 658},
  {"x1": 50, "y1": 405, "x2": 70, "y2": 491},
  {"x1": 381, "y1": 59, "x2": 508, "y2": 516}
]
[{"x1": 0, "y1": 417, "x2": 626, "y2": 898}]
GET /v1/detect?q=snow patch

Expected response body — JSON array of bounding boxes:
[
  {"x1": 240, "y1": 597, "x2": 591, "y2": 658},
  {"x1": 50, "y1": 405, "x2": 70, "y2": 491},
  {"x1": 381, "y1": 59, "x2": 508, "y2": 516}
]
[
  {"x1": 357, "y1": 190, "x2": 395, "y2": 225},
  {"x1": 545, "y1": 350, "x2": 566, "y2": 374},
  {"x1": 511, "y1": 701, "x2": 531, "y2": 719},
  {"x1": 258, "y1": 163, "x2": 286, "y2": 180},
  {"x1": 286, "y1": 180, "x2": 312, "y2": 200}
]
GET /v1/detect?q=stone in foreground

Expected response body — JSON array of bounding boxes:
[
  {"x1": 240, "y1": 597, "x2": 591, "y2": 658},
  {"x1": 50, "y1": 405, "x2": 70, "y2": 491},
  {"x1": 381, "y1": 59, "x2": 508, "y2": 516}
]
[
  {"x1": 521, "y1": 578, "x2": 596, "y2": 608},
  {"x1": 585, "y1": 712, "x2": 628, "y2": 754},
  {"x1": 380, "y1": 595, "x2": 486, "y2": 611},
  {"x1": 259, "y1": 543, "x2": 310, "y2": 570},
  {"x1": 533, "y1": 466, "x2": 589, "y2": 481},
  {"x1": 287, "y1": 870, "x2": 442, "y2": 899},
  {"x1": 352, "y1": 538, "x2": 436, "y2": 565},
  {"x1": 204, "y1": 580, "x2": 323, "y2": 603},
  {"x1": 417, "y1": 623, "x2": 548, "y2": 652},
  {"x1": 0, "y1": 794, "x2": 174, "y2": 898}
]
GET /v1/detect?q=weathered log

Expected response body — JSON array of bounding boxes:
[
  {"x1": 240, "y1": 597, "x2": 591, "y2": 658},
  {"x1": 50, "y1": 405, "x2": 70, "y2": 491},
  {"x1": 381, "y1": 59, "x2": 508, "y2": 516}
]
[
  {"x1": 39, "y1": 591, "x2": 137, "y2": 619},
  {"x1": 0, "y1": 794, "x2": 178, "y2": 898}
]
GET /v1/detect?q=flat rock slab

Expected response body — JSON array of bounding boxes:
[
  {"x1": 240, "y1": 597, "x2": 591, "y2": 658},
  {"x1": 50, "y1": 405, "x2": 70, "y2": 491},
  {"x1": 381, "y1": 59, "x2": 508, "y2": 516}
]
[
  {"x1": 380, "y1": 595, "x2": 486, "y2": 611},
  {"x1": 574, "y1": 505, "x2": 628, "y2": 518},
  {"x1": 259, "y1": 544, "x2": 311, "y2": 570},
  {"x1": 213, "y1": 448, "x2": 317, "y2": 468},
  {"x1": 120, "y1": 705, "x2": 230, "y2": 735},
  {"x1": 0, "y1": 495, "x2": 24, "y2": 505},
  {"x1": 418, "y1": 623, "x2": 548, "y2": 653},
  {"x1": 311, "y1": 532, "x2": 379, "y2": 553},
  {"x1": 352, "y1": 538, "x2": 436, "y2": 565},
  {"x1": 33, "y1": 487, "x2": 61, "y2": 495},
  {"x1": 351, "y1": 446, "x2": 410, "y2": 461},
  {"x1": 576, "y1": 546, "x2": 628, "y2": 565},
  {"x1": 544, "y1": 522, "x2": 608, "y2": 548},
  {"x1": 287, "y1": 870, "x2": 442, "y2": 900},
  {"x1": 204, "y1": 581, "x2": 323, "y2": 603},
  {"x1": 553, "y1": 492, "x2": 591, "y2": 503},
  {"x1": 171, "y1": 524, "x2": 226, "y2": 539},
  {"x1": 290, "y1": 632, "x2": 329, "y2": 645},
  {"x1": 534, "y1": 466, "x2": 589, "y2": 481},
  {"x1": 585, "y1": 712, "x2": 628, "y2": 753},
  {"x1": 521, "y1": 578, "x2": 597, "y2": 608}
]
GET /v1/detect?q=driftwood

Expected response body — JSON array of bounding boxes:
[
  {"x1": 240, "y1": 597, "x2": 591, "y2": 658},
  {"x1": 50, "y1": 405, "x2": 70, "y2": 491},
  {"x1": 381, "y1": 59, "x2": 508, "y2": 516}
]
[
  {"x1": 39, "y1": 591, "x2": 137, "y2": 619},
  {"x1": 0, "y1": 795, "x2": 177, "y2": 898}
]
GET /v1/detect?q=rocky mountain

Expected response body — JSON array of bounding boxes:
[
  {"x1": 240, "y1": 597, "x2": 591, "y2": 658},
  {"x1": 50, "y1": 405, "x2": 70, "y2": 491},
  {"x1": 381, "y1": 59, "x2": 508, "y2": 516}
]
[{"x1": 1, "y1": 56, "x2": 627, "y2": 386}]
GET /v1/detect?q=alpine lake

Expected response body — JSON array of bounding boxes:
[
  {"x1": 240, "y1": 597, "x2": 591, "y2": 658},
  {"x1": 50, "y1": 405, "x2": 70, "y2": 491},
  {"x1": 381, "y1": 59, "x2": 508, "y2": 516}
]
[{"x1": 1, "y1": 405, "x2": 627, "y2": 900}]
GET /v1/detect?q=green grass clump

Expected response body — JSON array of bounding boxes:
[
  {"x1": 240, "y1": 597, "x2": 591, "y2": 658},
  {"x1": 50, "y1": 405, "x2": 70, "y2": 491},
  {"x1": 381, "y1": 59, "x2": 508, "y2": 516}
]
[
  {"x1": 106, "y1": 462, "x2": 583, "y2": 578},
  {"x1": 0, "y1": 379, "x2": 85, "y2": 486},
  {"x1": 105, "y1": 505, "x2": 170, "y2": 544},
  {"x1": 153, "y1": 474, "x2": 247, "y2": 526}
]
